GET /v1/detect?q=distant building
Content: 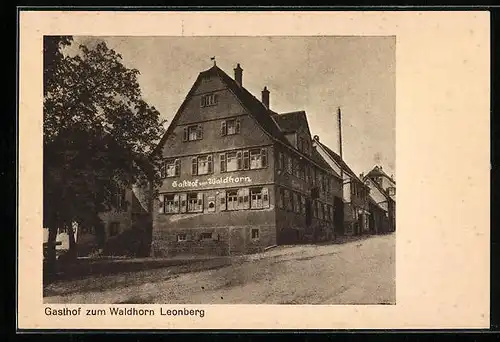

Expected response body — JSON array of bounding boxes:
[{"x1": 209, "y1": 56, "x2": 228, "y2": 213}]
[
  {"x1": 43, "y1": 180, "x2": 153, "y2": 257},
  {"x1": 151, "y1": 63, "x2": 343, "y2": 257},
  {"x1": 312, "y1": 137, "x2": 371, "y2": 236},
  {"x1": 363, "y1": 165, "x2": 396, "y2": 233}
]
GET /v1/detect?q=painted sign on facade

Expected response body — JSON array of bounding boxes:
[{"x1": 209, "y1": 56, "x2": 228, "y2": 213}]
[{"x1": 172, "y1": 176, "x2": 253, "y2": 189}]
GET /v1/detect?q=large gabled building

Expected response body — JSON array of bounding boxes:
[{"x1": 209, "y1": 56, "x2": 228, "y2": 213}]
[{"x1": 151, "y1": 62, "x2": 343, "y2": 257}]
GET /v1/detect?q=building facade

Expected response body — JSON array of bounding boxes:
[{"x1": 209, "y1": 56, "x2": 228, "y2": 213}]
[
  {"x1": 151, "y1": 63, "x2": 343, "y2": 257},
  {"x1": 312, "y1": 137, "x2": 371, "y2": 236},
  {"x1": 46, "y1": 182, "x2": 154, "y2": 257},
  {"x1": 363, "y1": 166, "x2": 396, "y2": 233}
]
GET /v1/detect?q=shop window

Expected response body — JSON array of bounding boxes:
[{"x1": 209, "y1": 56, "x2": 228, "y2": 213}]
[{"x1": 183, "y1": 124, "x2": 203, "y2": 142}]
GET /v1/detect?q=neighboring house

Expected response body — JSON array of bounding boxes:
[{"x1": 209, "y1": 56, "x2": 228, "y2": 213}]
[
  {"x1": 363, "y1": 165, "x2": 396, "y2": 233},
  {"x1": 151, "y1": 62, "x2": 342, "y2": 257},
  {"x1": 312, "y1": 136, "x2": 371, "y2": 236},
  {"x1": 43, "y1": 180, "x2": 154, "y2": 257}
]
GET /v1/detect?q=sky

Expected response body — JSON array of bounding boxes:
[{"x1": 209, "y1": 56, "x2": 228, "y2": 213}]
[{"x1": 70, "y1": 36, "x2": 395, "y2": 179}]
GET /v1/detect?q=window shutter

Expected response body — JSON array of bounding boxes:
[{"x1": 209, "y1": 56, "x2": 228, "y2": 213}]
[
  {"x1": 221, "y1": 121, "x2": 227, "y2": 136},
  {"x1": 183, "y1": 127, "x2": 188, "y2": 142},
  {"x1": 207, "y1": 155, "x2": 213, "y2": 174},
  {"x1": 243, "y1": 151, "x2": 249, "y2": 170},
  {"x1": 191, "y1": 157, "x2": 198, "y2": 175},
  {"x1": 220, "y1": 153, "x2": 226, "y2": 173},
  {"x1": 158, "y1": 195, "x2": 165, "y2": 214},
  {"x1": 240, "y1": 188, "x2": 250, "y2": 209},
  {"x1": 236, "y1": 119, "x2": 241, "y2": 133},
  {"x1": 237, "y1": 151, "x2": 243, "y2": 170},
  {"x1": 174, "y1": 159, "x2": 181, "y2": 176},
  {"x1": 219, "y1": 190, "x2": 226, "y2": 211},
  {"x1": 197, "y1": 192, "x2": 204, "y2": 212},
  {"x1": 262, "y1": 188, "x2": 269, "y2": 208},
  {"x1": 180, "y1": 193, "x2": 187, "y2": 213},
  {"x1": 261, "y1": 148, "x2": 268, "y2": 168},
  {"x1": 214, "y1": 94, "x2": 219, "y2": 104},
  {"x1": 197, "y1": 125, "x2": 203, "y2": 139}
]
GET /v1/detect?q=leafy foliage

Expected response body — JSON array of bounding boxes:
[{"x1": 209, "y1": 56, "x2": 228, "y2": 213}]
[{"x1": 43, "y1": 36, "x2": 165, "y2": 252}]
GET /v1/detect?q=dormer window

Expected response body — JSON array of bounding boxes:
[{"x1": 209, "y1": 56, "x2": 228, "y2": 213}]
[{"x1": 201, "y1": 93, "x2": 218, "y2": 107}]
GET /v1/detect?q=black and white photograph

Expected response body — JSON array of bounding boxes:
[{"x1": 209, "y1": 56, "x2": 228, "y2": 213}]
[
  {"x1": 42, "y1": 35, "x2": 396, "y2": 305},
  {"x1": 17, "y1": 10, "x2": 490, "y2": 330}
]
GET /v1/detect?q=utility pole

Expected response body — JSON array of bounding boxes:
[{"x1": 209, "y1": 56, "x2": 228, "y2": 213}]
[{"x1": 338, "y1": 106, "x2": 344, "y2": 180}]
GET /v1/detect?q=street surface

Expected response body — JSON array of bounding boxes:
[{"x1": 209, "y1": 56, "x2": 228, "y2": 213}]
[{"x1": 44, "y1": 233, "x2": 395, "y2": 305}]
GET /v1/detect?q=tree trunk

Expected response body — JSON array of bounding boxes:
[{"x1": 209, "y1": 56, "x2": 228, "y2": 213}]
[
  {"x1": 67, "y1": 221, "x2": 78, "y2": 260},
  {"x1": 45, "y1": 224, "x2": 58, "y2": 275}
]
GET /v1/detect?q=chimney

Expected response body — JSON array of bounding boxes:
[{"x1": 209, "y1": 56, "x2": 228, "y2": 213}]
[
  {"x1": 262, "y1": 86, "x2": 270, "y2": 109},
  {"x1": 234, "y1": 63, "x2": 243, "y2": 86}
]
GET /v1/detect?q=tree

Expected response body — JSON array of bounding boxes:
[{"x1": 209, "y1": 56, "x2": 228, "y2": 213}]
[{"x1": 43, "y1": 37, "x2": 166, "y2": 264}]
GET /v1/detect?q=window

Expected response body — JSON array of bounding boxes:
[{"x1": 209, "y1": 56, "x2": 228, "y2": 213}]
[
  {"x1": 221, "y1": 119, "x2": 241, "y2": 136},
  {"x1": 299, "y1": 162, "x2": 305, "y2": 180},
  {"x1": 284, "y1": 189, "x2": 292, "y2": 212},
  {"x1": 301, "y1": 195, "x2": 306, "y2": 215},
  {"x1": 201, "y1": 93, "x2": 218, "y2": 107},
  {"x1": 251, "y1": 228, "x2": 260, "y2": 240},
  {"x1": 165, "y1": 194, "x2": 180, "y2": 213},
  {"x1": 192, "y1": 155, "x2": 213, "y2": 175},
  {"x1": 313, "y1": 200, "x2": 318, "y2": 218},
  {"x1": 250, "y1": 187, "x2": 269, "y2": 209},
  {"x1": 278, "y1": 151, "x2": 284, "y2": 171},
  {"x1": 227, "y1": 190, "x2": 238, "y2": 211},
  {"x1": 293, "y1": 158, "x2": 301, "y2": 178},
  {"x1": 109, "y1": 222, "x2": 119, "y2": 237},
  {"x1": 183, "y1": 124, "x2": 203, "y2": 141},
  {"x1": 250, "y1": 148, "x2": 268, "y2": 169},
  {"x1": 323, "y1": 203, "x2": 328, "y2": 221},
  {"x1": 187, "y1": 192, "x2": 203, "y2": 212},
  {"x1": 200, "y1": 232, "x2": 213, "y2": 240},
  {"x1": 162, "y1": 159, "x2": 180, "y2": 178},
  {"x1": 220, "y1": 148, "x2": 266, "y2": 172},
  {"x1": 225, "y1": 152, "x2": 238, "y2": 172},
  {"x1": 177, "y1": 234, "x2": 187, "y2": 242},
  {"x1": 278, "y1": 188, "x2": 285, "y2": 209},
  {"x1": 286, "y1": 156, "x2": 293, "y2": 174},
  {"x1": 317, "y1": 201, "x2": 323, "y2": 220}
]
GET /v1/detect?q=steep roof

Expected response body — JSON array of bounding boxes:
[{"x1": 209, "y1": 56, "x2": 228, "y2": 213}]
[
  {"x1": 153, "y1": 64, "x2": 341, "y2": 177},
  {"x1": 314, "y1": 139, "x2": 364, "y2": 184},
  {"x1": 363, "y1": 174, "x2": 394, "y2": 203},
  {"x1": 366, "y1": 165, "x2": 396, "y2": 184},
  {"x1": 203, "y1": 65, "x2": 292, "y2": 147},
  {"x1": 272, "y1": 110, "x2": 308, "y2": 133}
]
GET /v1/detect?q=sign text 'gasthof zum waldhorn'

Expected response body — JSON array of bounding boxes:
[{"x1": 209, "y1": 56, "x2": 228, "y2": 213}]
[{"x1": 171, "y1": 176, "x2": 253, "y2": 188}]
